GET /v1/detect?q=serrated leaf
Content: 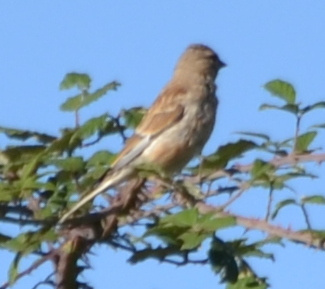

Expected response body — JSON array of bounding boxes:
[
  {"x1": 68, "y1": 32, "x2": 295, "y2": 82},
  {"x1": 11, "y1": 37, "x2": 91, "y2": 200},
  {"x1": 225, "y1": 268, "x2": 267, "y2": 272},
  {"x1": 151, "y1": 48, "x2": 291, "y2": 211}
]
[
  {"x1": 72, "y1": 114, "x2": 111, "y2": 142},
  {"x1": 271, "y1": 199, "x2": 297, "y2": 219},
  {"x1": 135, "y1": 162, "x2": 167, "y2": 178},
  {"x1": 5, "y1": 233, "x2": 38, "y2": 253},
  {"x1": 236, "y1": 132, "x2": 270, "y2": 141},
  {"x1": 84, "y1": 166, "x2": 108, "y2": 180},
  {"x1": 47, "y1": 129, "x2": 81, "y2": 153},
  {"x1": 259, "y1": 103, "x2": 299, "y2": 115},
  {"x1": 0, "y1": 126, "x2": 56, "y2": 144},
  {"x1": 295, "y1": 131, "x2": 317, "y2": 152},
  {"x1": 0, "y1": 233, "x2": 11, "y2": 243},
  {"x1": 181, "y1": 181, "x2": 202, "y2": 198},
  {"x1": 87, "y1": 150, "x2": 116, "y2": 167},
  {"x1": 242, "y1": 248, "x2": 274, "y2": 261},
  {"x1": 200, "y1": 140, "x2": 256, "y2": 171},
  {"x1": 4, "y1": 229, "x2": 57, "y2": 254},
  {"x1": 250, "y1": 159, "x2": 275, "y2": 179},
  {"x1": 301, "y1": 195, "x2": 325, "y2": 205},
  {"x1": 253, "y1": 237, "x2": 284, "y2": 248},
  {"x1": 47, "y1": 157, "x2": 85, "y2": 173},
  {"x1": 60, "y1": 73, "x2": 91, "y2": 90},
  {"x1": 145, "y1": 226, "x2": 188, "y2": 246},
  {"x1": 60, "y1": 81, "x2": 120, "y2": 111},
  {"x1": 227, "y1": 276, "x2": 268, "y2": 289},
  {"x1": 209, "y1": 239, "x2": 238, "y2": 283},
  {"x1": 128, "y1": 246, "x2": 181, "y2": 264},
  {"x1": 264, "y1": 79, "x2": 296, "y2": 104},
  {"x1": 20, "y1": 152, "x2": 45, "y2": 179},
  {"x1": 160, "y1": 208, "x2": 198, "y2": 227},
  {"x1": 179, "y1": 232, "x2": 209, "y2": 250},
  {"x1": 1, "y1": 145, "x2": 46, "y2": 163},
  {"x1": 0, "y1": 183, "x2": 18, "y2": 201},
  {"x1": 122, "y1": 107, "x2": 147, "y2": 128}
]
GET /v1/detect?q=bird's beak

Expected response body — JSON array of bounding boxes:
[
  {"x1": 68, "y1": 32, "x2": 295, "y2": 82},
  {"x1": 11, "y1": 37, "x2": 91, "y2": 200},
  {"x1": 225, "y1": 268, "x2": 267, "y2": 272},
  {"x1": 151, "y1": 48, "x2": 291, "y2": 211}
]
[{"x1": 220, "y1": 60, "x2": 227, "y2": 68}]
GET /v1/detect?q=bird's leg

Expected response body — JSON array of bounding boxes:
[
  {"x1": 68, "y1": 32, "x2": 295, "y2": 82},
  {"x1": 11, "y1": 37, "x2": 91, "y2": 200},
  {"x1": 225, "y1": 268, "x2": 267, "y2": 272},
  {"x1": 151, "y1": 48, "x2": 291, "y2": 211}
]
[{"x1": 197, "y1": 154, "x2": 205, "y2": 189}]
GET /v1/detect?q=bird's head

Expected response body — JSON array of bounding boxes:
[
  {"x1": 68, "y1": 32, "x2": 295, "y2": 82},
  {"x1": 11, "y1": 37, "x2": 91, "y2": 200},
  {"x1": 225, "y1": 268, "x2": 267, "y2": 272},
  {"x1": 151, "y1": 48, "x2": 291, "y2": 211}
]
[{"x1": 174, "y1": 44, "x2": 226, "y2": 81}]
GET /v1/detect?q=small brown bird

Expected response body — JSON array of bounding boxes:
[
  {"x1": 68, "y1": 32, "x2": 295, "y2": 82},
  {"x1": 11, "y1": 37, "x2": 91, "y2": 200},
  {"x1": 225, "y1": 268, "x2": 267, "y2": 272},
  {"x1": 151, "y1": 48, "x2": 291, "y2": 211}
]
[{"x1": 59, "y1": 44, "x2": 225, "y2": 223}]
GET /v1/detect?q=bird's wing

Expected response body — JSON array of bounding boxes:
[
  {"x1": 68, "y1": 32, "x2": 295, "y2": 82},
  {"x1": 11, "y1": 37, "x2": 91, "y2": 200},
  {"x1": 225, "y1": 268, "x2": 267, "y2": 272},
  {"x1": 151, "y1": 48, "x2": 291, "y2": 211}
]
[{"x1": 112, "y1": 85, "x2": 186, "y2": 170}]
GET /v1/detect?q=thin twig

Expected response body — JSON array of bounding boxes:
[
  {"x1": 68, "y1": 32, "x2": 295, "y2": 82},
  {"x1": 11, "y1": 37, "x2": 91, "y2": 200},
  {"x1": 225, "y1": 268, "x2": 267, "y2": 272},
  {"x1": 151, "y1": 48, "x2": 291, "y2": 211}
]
[
  {"x1": 265, "y1": 183, "x2": 274, "y2": 221},
  {"x1": 110, "y1": 114, "x2": 128, "y2": 143},
  {"x1": 300, "y1": 203, "x2": 312, "y2": 230}
]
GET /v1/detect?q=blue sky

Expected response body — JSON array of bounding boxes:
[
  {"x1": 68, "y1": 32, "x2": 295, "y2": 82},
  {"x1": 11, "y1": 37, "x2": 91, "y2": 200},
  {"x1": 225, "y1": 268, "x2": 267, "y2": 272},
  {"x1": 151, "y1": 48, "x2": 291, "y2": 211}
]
[{"x1": 1, "y1": 1, "x2": 325, "y2": 289}]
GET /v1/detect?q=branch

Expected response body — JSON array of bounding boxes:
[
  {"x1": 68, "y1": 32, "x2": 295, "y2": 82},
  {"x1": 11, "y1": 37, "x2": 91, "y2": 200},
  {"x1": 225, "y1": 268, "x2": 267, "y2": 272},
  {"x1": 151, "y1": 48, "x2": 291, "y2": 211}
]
[
  {"x1": 0, "y1": 251, "x2": 57, "y2": 289},
  {"x1": 188, "y1": 152, "x2": 325, "y2": 183},
  {"x1": 195, "y1": 202, "x2": 325, "y2": 249}
]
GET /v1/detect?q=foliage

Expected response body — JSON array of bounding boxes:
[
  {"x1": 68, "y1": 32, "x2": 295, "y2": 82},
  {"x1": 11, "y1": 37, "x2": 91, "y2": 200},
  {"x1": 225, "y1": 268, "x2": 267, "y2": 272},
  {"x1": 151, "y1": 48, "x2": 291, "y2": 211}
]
[{"x1": 0, "y1": 76, "x2": 325, "y2": 289}]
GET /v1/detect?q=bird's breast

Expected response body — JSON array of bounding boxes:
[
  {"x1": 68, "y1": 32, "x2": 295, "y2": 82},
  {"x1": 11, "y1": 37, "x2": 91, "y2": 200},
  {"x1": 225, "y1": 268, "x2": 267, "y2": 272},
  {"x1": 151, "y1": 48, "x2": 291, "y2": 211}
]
[{"x1": 141, "y1": 96, "x2": 217, "y2": 174}]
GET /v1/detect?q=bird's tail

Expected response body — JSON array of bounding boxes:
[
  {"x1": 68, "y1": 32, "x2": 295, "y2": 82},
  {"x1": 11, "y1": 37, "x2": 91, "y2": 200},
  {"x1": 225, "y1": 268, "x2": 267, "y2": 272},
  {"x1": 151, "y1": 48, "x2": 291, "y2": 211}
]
[{"x1": 58, "y1": 168, "x2": 133, "y2": 224}]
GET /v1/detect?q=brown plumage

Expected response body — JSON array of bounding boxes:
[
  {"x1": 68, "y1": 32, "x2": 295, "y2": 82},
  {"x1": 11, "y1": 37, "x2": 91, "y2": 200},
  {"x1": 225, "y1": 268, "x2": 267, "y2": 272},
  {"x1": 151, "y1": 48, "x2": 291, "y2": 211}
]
[{"x1": 59, "y1": 44, "x2": 226, "y2": 223}]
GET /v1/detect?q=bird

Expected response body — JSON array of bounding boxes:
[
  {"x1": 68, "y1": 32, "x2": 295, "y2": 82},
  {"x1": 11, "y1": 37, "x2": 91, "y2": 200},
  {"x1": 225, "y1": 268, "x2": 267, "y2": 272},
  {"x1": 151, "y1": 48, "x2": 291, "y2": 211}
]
[{"x1": 58, "y1": 43, "x2": 226, "y2": 223}]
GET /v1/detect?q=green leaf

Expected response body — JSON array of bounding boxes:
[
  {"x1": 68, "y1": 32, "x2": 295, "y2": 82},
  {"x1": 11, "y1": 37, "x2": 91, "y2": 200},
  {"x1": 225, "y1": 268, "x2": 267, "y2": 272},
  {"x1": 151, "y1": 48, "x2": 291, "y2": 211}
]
[
  {"x1": 0, "y1": 233, "x2": 11, "y2": 243},
  {"x1": 145, "y1": 226, "x2": 188, "y2": 246},
  {"x1": 8, "y1": 253, "x2": 22, "y2": 286},
  {"x1": 47, "y1": 129, "x2": 81, "y2": 153},
  {"x1": 0, "y1": 145, "x2": 46, "y2": 163},
  {"x1": 295, "y1": 131, "x2": 317, "y2": 152},
  {"x1": 209, "y1": 239, "x2": 238, "y2": 283},
  {"x1": 83, "y1": 166, "x2": 108, "y2": 180},
  {"x1": 242, "y1": 248, "x2": 274, "y2": 261},
  {"x1": 301, "y1": 195, "x2": 325, "y2": 205},
  {"x1": 227, "y1": 276, "x2": 268, "y2": 289},
  {"x1": 271, "y1": 199, "x2": 297, "y2": 219},
  {"x1": 179, "y1": 232, "x2": 209, "y2": 250},
  {"x1": 253, "y1": 237, "x2": 284, "y2": 248},
  {"x1": 48, "y1": 157, "x2": 85, "y2": 173},
  {"x1": 4, "y1": 229, "x2": 57, "y2": 254},
  {"x1": 236, "y1": 132, "x2": 270, "y2": 141},
  {"x1": 160, "y1": 209, "x2": 198, "y2": 227},
  {"x1": 0, "y1": 183, "x2": 18, "y2": 201},
  {"x1": 20, "y1": 151, "x2": 45, "y2": 179},
  {"x1": 71, "y1": 114, "x2": 115, "y2": 143},
  {"x1": 60, "y1": 81, "x2": 120, "y2": 111},
  {"x1": 0, "y1": 126, "x2": 56, "y2": 143},
  {"x1": 250, "y1": 159, "x2": 275, "y2": 180},
  {"x1": 259, "y1": 103, "x2": 299, "y2": 115},
  {"x1": 128, "y1": 246, "x2": 182, "y2": 264},
  {"x1": 264, "y1": 79, "x2": 296, "y2": 104},
  {"x1": 302, "y1": 101, "x2": 325, "y2": 114},
  {"x1": 60, "y1": 72, "x2": 91, "y2": 90},
  {"x1": 311, "y1": 123, "x2": 325, "y2": 129},
  {"x1": 199, "y1": 140, "x2": 256, "y2": 171},
  {"x1": 122, "y1": 107, "x2": 147, "y2": 128},
  {"x1": 87, "y1": 150, "x2": 116, "y2": 167},
  {"x1": 269, "y1": 171, "x2": 316, "y2": 190}
]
